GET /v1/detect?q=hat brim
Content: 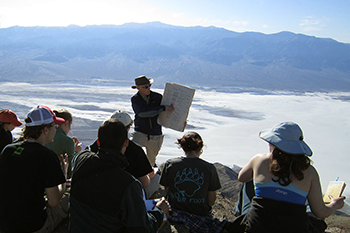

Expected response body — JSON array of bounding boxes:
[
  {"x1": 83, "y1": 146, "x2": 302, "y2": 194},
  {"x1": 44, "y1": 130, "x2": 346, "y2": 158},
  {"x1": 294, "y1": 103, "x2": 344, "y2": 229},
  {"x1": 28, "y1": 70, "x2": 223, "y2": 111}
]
[
  {"x1": 53, "y1": 116, "x2": 66, "y2": 125},
  {"x1": 13, "y1": 119, "x2": 23, "y2": 127},
  {"x1": 259, "y1": 129, "x2": 313, "y2": 156},
  {"x1": 131, "y1": 78, "x2": 154, "y2": 89}
]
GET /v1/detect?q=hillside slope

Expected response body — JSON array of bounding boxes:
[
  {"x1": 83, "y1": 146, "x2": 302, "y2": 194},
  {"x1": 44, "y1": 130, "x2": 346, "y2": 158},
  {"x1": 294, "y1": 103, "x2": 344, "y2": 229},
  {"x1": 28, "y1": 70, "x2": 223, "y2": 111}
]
[{"x1": 1, "y1": 23, "x2": 350, "y2": 91}]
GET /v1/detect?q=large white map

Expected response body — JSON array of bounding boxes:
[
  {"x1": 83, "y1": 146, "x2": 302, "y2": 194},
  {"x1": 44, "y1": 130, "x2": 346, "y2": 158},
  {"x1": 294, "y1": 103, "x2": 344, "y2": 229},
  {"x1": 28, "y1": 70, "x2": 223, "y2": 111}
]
[{"x1": 157, "y1": 83, "x2": 195, "y2": 132}]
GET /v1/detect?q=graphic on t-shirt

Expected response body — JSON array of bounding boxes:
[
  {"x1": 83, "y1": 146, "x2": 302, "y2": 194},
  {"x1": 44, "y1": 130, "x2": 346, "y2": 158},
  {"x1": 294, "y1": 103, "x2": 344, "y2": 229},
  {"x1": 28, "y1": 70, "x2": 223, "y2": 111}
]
[
  {"x1": 13, "y1": 147, "x2": 25, "y2": 156},
  {"x1": 174, "y1": 168, "x2": 204, "y2": 197}
]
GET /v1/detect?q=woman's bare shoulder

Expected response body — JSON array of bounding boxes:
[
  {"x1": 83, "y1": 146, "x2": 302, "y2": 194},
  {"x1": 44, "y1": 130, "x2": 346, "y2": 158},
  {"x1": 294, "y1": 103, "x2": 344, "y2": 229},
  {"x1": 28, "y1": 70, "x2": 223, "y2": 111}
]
[
  {"x1": 253, "y1": 152, "x2": 270, "y2": 159},
  {"x1": 303, "y1": 164, "x2": 320, "y2": 180},
  {"x1": 249, "y1": 153, "x2": 270, "y2": 167},
  {"x1": 253, "y1": 152, "x2": 270, "y2": 161},
  {"x1": 304, "y1": 164, "x2": 318, "y2": 173}
]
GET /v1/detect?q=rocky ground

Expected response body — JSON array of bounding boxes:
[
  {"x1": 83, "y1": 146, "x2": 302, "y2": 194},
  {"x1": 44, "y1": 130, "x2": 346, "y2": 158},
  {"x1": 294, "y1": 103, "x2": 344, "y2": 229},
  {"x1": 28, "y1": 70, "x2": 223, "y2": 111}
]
[{"x1": 53, "y1": 163, "x2": 350, "y2": 233}]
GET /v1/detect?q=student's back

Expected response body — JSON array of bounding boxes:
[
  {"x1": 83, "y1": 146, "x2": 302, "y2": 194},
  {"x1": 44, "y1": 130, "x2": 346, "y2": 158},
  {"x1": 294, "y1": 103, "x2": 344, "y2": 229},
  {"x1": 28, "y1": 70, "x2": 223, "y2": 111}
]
[
  {"x1": 237, "y1": 122, "x2": 345, "y2": 233},
  {"x1": 69, "y1": 148, "x2": 140, "y2": 232},
  {"x1": 0, "y1": 141, "x2": 64, "y2": 232},
  {"x1": 250, "y1": 152, "x2": 313, "y2": 205},
  {"x1": 0, "y1": 106, "x2": 67, "y2": 233},
  {"x1": 160, "y1": 156, "x2": 219, "y2": 216},
  {"x1": 69, "y1": 119, "x2": 168, "y2": 233},
  {"x1": 160, "y1": 132, "x2": 230, "y2": 233}
]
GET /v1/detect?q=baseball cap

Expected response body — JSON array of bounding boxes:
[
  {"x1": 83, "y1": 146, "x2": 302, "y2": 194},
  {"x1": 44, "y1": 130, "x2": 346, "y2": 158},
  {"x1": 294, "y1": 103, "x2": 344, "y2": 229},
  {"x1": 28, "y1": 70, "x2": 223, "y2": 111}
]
[
  {"x1": 25, "y1": 105, "x2": 65, "y2": 127},
  {"x1": 259, "y1": 121, "x2": 312, "y2": 156},
  {"x1": 0, "y1": 109, "x2": 23, "y2": 126},
  {"x1": 110, "y1": 110, "x2": 133, "y2": 126}
]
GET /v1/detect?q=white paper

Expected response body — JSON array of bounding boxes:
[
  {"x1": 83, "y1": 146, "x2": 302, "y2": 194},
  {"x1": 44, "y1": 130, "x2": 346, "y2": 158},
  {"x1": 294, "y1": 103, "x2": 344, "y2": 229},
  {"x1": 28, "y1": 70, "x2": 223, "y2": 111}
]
[{"x1": 157, "y1": 83, "x2": 195, "y2": 132}]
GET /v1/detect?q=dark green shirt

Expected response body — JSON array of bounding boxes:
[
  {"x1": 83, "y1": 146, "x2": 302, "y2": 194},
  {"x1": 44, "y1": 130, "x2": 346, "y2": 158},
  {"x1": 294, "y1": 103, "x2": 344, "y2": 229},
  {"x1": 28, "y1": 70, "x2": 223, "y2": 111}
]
[{"x1": 46, "y1": 127, "x2": 75, "y2": 178}]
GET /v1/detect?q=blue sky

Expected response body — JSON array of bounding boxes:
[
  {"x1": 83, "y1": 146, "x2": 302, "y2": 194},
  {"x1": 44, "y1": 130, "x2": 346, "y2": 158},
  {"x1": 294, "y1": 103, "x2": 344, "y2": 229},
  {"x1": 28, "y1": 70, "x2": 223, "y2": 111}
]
[{"x1": 1, "y1": 0, "x2": 349, "y2": 43}]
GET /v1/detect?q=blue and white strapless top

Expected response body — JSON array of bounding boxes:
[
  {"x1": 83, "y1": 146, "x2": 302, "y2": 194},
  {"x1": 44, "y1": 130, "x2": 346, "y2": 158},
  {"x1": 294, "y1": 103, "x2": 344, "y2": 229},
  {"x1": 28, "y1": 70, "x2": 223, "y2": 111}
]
[{"x1": 254, "y1": 180, "x2": 308, "y2": 205}]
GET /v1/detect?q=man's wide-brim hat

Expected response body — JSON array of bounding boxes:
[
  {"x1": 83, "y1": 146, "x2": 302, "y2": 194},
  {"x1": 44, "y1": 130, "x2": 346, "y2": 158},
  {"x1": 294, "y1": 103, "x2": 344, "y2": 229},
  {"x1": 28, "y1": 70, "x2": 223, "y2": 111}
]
[
  {"x1": 131, "y1": 75, "x2": 154, "y2": 89},
  {"x1": 259, "y1": 121, "x2": 313, "y2": 156}
]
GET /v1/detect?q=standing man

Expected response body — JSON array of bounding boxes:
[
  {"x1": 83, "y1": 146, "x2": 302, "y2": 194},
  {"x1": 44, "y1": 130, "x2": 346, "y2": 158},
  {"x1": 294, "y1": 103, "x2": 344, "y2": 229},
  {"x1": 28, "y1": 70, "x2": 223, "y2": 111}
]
[
  {"x1": 131, "y1": 75, "x2": 174, "y2": 167},
  {"x1": 0, "y1": 105, "x2": 68, "y2": 233},
  {"x1": 69, "y1": 118, "x2": 169, "y2": 232}
]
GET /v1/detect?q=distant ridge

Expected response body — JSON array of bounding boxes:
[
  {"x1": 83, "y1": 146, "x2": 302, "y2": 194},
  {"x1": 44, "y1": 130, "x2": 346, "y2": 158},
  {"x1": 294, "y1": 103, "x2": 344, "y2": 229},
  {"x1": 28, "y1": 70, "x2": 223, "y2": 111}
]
[{"x1": 0, "y1": 22, "x2": 349, "y2": 92}]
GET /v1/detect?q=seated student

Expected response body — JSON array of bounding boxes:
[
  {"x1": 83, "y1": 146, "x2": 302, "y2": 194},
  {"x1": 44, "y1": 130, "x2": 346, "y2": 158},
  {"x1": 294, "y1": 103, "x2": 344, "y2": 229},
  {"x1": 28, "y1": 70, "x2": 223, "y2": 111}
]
[
  {"x1": 46, "y1": 108, "x2": 82, "y2": 178},
  {"x1": 69, "y1": 118, "x2": 169, "y2": 233},
  {"x1": 236, "y1": 121, "x2": 345, "y2": 233},
  {"x1": 159, "y1": 132, "x2": 231, "y2": 233},
  {"x1": 0, "y1": 105, "x2": 68, "y2": 233},
  {"x1": 0, "y1": 109, "x2": 23, "y2": 152},
  {"x1": 89, "y1": 110, "x2": 160, "y2": 199}
]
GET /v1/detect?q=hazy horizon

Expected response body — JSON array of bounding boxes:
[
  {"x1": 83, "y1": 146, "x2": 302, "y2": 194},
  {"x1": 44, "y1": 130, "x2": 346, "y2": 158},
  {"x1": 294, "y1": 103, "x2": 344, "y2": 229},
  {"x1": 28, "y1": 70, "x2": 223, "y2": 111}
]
[{"x1": 1, "y1": 0, "x2": 350, "y2": 43}]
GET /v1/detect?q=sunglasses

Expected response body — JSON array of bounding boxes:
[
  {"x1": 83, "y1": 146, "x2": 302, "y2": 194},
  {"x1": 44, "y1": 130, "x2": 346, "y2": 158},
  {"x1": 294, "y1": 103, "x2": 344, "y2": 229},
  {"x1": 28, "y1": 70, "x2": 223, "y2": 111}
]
[{"x1": 141, "y1": 84, "x2": 151, "y2": 89}]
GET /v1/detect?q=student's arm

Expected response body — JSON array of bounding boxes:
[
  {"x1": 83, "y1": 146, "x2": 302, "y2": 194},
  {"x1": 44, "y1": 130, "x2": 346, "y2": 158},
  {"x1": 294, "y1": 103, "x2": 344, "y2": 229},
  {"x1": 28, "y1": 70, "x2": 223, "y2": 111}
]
[
  {"x1": 121, "y1": 180, "x2": 165, "y2": 233},
  {"x1": 307, "y1": 166, "x2": 345, "y2": 218},
  {"x1": 238, "y1": 156, "x2": 255, "y2": 183},
  {"x1": 46, "y1": 153, "x2": 68, "y2": 207},
  {"x1": 207, "y1": 191, "x2": 217, "y2": 207},
  {"x1": 45, "y1": 185, "x2": 64, "y2": 207},
  {"x1": 149, "y1": 169, "x2": 156, "y2": 179},
  {"x1": 137, "y1": 174, "x2": 151, "y2": 188}
]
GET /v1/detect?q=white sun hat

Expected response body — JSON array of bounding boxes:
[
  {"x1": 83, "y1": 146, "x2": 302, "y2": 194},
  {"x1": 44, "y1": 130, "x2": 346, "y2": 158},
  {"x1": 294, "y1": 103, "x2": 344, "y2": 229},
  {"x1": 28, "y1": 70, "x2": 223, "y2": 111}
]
[{"x1": 259, "y1": 121, "x2": 312, "y2": 156}]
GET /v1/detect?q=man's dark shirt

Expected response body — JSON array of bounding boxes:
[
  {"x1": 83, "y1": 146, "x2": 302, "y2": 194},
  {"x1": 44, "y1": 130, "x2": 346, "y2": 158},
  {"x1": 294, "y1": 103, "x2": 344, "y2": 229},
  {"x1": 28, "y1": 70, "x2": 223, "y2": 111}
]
[
  {"x1": 69, "y1": 146, "x2": 163, "y2": 233},
  {"x1": 131, "y1": 91, "x2": 164, "y2": 136},
  {"x1": 90, "y1": 140, "x2": 153, "y2": 178}
]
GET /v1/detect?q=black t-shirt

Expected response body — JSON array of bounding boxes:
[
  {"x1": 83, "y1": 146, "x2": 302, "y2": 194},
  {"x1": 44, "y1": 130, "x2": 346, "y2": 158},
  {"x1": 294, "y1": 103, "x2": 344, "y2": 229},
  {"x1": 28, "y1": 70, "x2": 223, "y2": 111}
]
[
  {"x1": 90, "y1": 140, "x2": 152, "y2": 178},
  {"x1": 160, "y1": 157, "x2": 221, "y2": 216},
  {"x1": 0, "y1": 127, "x2": 12, "y2": 153},
  {"x1": 0, "y1": 141, "x2": 66, "y2": 233},
  {"x1": 125, "y1": 141, "x2": 153, "y2": 178}
]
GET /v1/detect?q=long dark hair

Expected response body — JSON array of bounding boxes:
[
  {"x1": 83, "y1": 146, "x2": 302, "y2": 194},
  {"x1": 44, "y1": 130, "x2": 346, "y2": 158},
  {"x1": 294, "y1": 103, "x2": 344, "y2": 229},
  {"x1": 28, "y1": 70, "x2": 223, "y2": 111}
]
[{"x1": 269, "y1": 147, "x2": 311, "y2": 186}]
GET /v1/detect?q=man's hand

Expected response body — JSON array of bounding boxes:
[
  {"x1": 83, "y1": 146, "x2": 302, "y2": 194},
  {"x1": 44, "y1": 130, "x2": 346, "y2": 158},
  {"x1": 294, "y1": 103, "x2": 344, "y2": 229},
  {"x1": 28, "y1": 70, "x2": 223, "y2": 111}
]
[
  {"x1": 165, "y1": 104, "x2": 175, "y2": 112},
  {"x1": 72, "y1": 136, "x2": 82, "y2": 152},
  {"x1": 60, "y1": 153, "x2": 69, "y2": 178}
]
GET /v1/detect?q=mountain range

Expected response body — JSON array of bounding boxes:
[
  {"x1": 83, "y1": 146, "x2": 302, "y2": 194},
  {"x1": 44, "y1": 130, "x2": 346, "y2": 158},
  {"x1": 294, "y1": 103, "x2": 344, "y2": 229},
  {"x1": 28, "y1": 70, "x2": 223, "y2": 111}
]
[{"x1": 0, "y1": 22, "x2": 350, "y2": 92}]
